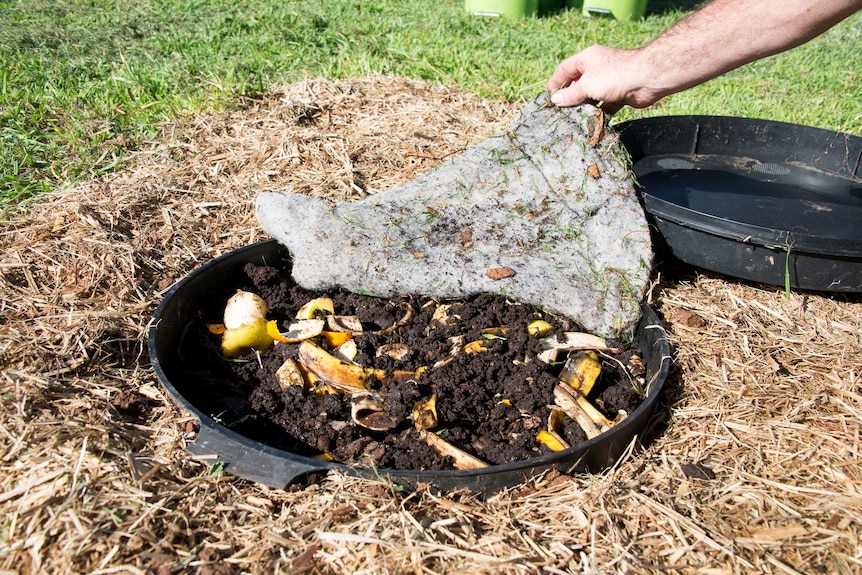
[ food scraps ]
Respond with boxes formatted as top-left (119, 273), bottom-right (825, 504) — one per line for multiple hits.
top-left (202, 285), bottom-right (647, 470)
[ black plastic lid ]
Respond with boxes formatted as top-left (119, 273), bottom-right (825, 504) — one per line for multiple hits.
top-left (617, 116), bottom-right (862, 291)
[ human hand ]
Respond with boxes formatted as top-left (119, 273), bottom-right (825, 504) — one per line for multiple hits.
top-left (546, 45), bottom-right (661, 114)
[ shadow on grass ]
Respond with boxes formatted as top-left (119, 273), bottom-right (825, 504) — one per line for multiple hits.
top-left (647, 0), bottom-right (703, 16)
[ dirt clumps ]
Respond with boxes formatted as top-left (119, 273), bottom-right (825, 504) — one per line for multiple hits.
top-left (173, 260), bottom-right (645, 471)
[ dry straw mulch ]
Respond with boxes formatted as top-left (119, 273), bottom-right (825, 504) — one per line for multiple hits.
top-left (1, 75), bottom-right (860, 574)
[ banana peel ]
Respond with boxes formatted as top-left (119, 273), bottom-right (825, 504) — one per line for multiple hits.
top-left (553, 382), bottom-right (626, 440)
top-left (410, 391), bottom-right (484, 468)
top-left (432, 335), bottom-right (464, 369)
top-left (326, 315), bottom-right (363, 333)
top-left (392, 369), bottom-right (424, 383)
top-left (271, 319), bottom-right (325, 344)
top-left (334, 339), bottom-right (359, 362)
top-left (421, 430), bottom-right (488, 470)
top-left (482, 326), bottom-right (508, 336)
top-left (527, 319), bottom-right (553, 338)
top-left (351, 396), bottom-right (399, 431)
top-left (537, 408), bottom-right (571, 452)
top-left (275, 358), bottom-right (307, 390)
top-left (537, 332), bottom-right (614, 363)
top-left (376, 343), bottom-right (410, 361)
top-left (464, 340), bottom-right (489, 355)
top-left (431, 303), bottom-right (460, 326)
top-left (559, 351), bottom-right (602, 395)
top-left (298, 340), bottom-right (385, 394)
top-left (536, 429), bottom-right (569, 452)
top-left (412, 395), bottom-right (438, 431)
top-left (297, 361), bottom-right (328, 394)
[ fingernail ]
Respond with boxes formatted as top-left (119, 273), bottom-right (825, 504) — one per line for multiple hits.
top-left (550, 92), bottom-right (563, 106)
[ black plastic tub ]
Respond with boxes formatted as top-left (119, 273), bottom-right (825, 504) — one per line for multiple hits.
top-left (617, 116), bottom-right (862, 291)
top-left (148, 240), bottom-right (671, 494)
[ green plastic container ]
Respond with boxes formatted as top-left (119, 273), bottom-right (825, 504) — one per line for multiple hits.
top-left (465, 0), bottom-right (538, 18)
top-left (583, 0), bottom-right (647, 20)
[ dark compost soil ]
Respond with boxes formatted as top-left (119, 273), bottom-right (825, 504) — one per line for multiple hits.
top-left (175, 261), bottom-right (647, 472)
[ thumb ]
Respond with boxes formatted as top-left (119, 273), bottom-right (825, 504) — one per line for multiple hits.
top-left (550, 83), bottom-right (589, 107)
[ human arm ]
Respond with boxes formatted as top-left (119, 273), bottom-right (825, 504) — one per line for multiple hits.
top-left (546, 0), bottom-right (862, 112)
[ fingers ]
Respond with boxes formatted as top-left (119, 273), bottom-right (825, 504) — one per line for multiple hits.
top-left (546, 54), bottom-right (584, 92)
top-left (546, 45), bottom-right (638, 111)
top-left (549, 84), bottom-right (589, 107)
top-left (550, 86), bottom-right (620, 115)
top-left (546, 55), bottom-right (590, 107)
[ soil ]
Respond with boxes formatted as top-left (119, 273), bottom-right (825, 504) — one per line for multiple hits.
top-left (174, 261), bottom-right (647, 472)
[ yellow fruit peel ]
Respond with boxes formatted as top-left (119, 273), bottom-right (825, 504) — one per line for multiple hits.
top-left (298, 340), bottom-right (385, 394)
top-left (527, 319), bottom-right (553, 338)
top-left (559, 351), bottom-right (602, 395)
top-left (412, 395), bottom-right (438, 431)
top-left (296, 297), bottom-right (335, 320)
top-left (536, 430), bottom-right (569, 452)
top-left (322, 331), bottom-right (352, 347)
top-left (221, 318), bottom-right (274, 357)
top-left (464, 340), bottom-right (489, 355)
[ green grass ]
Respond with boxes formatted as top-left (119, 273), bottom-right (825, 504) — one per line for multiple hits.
top-left (1, 0), bottom-right (860, 208)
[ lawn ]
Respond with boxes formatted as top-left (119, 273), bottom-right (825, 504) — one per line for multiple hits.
top-left (1, 0), bottom-right (860, 208)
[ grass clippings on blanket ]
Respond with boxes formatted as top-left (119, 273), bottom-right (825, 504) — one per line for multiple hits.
top-left (1, 76), bottom-right (861, 574)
